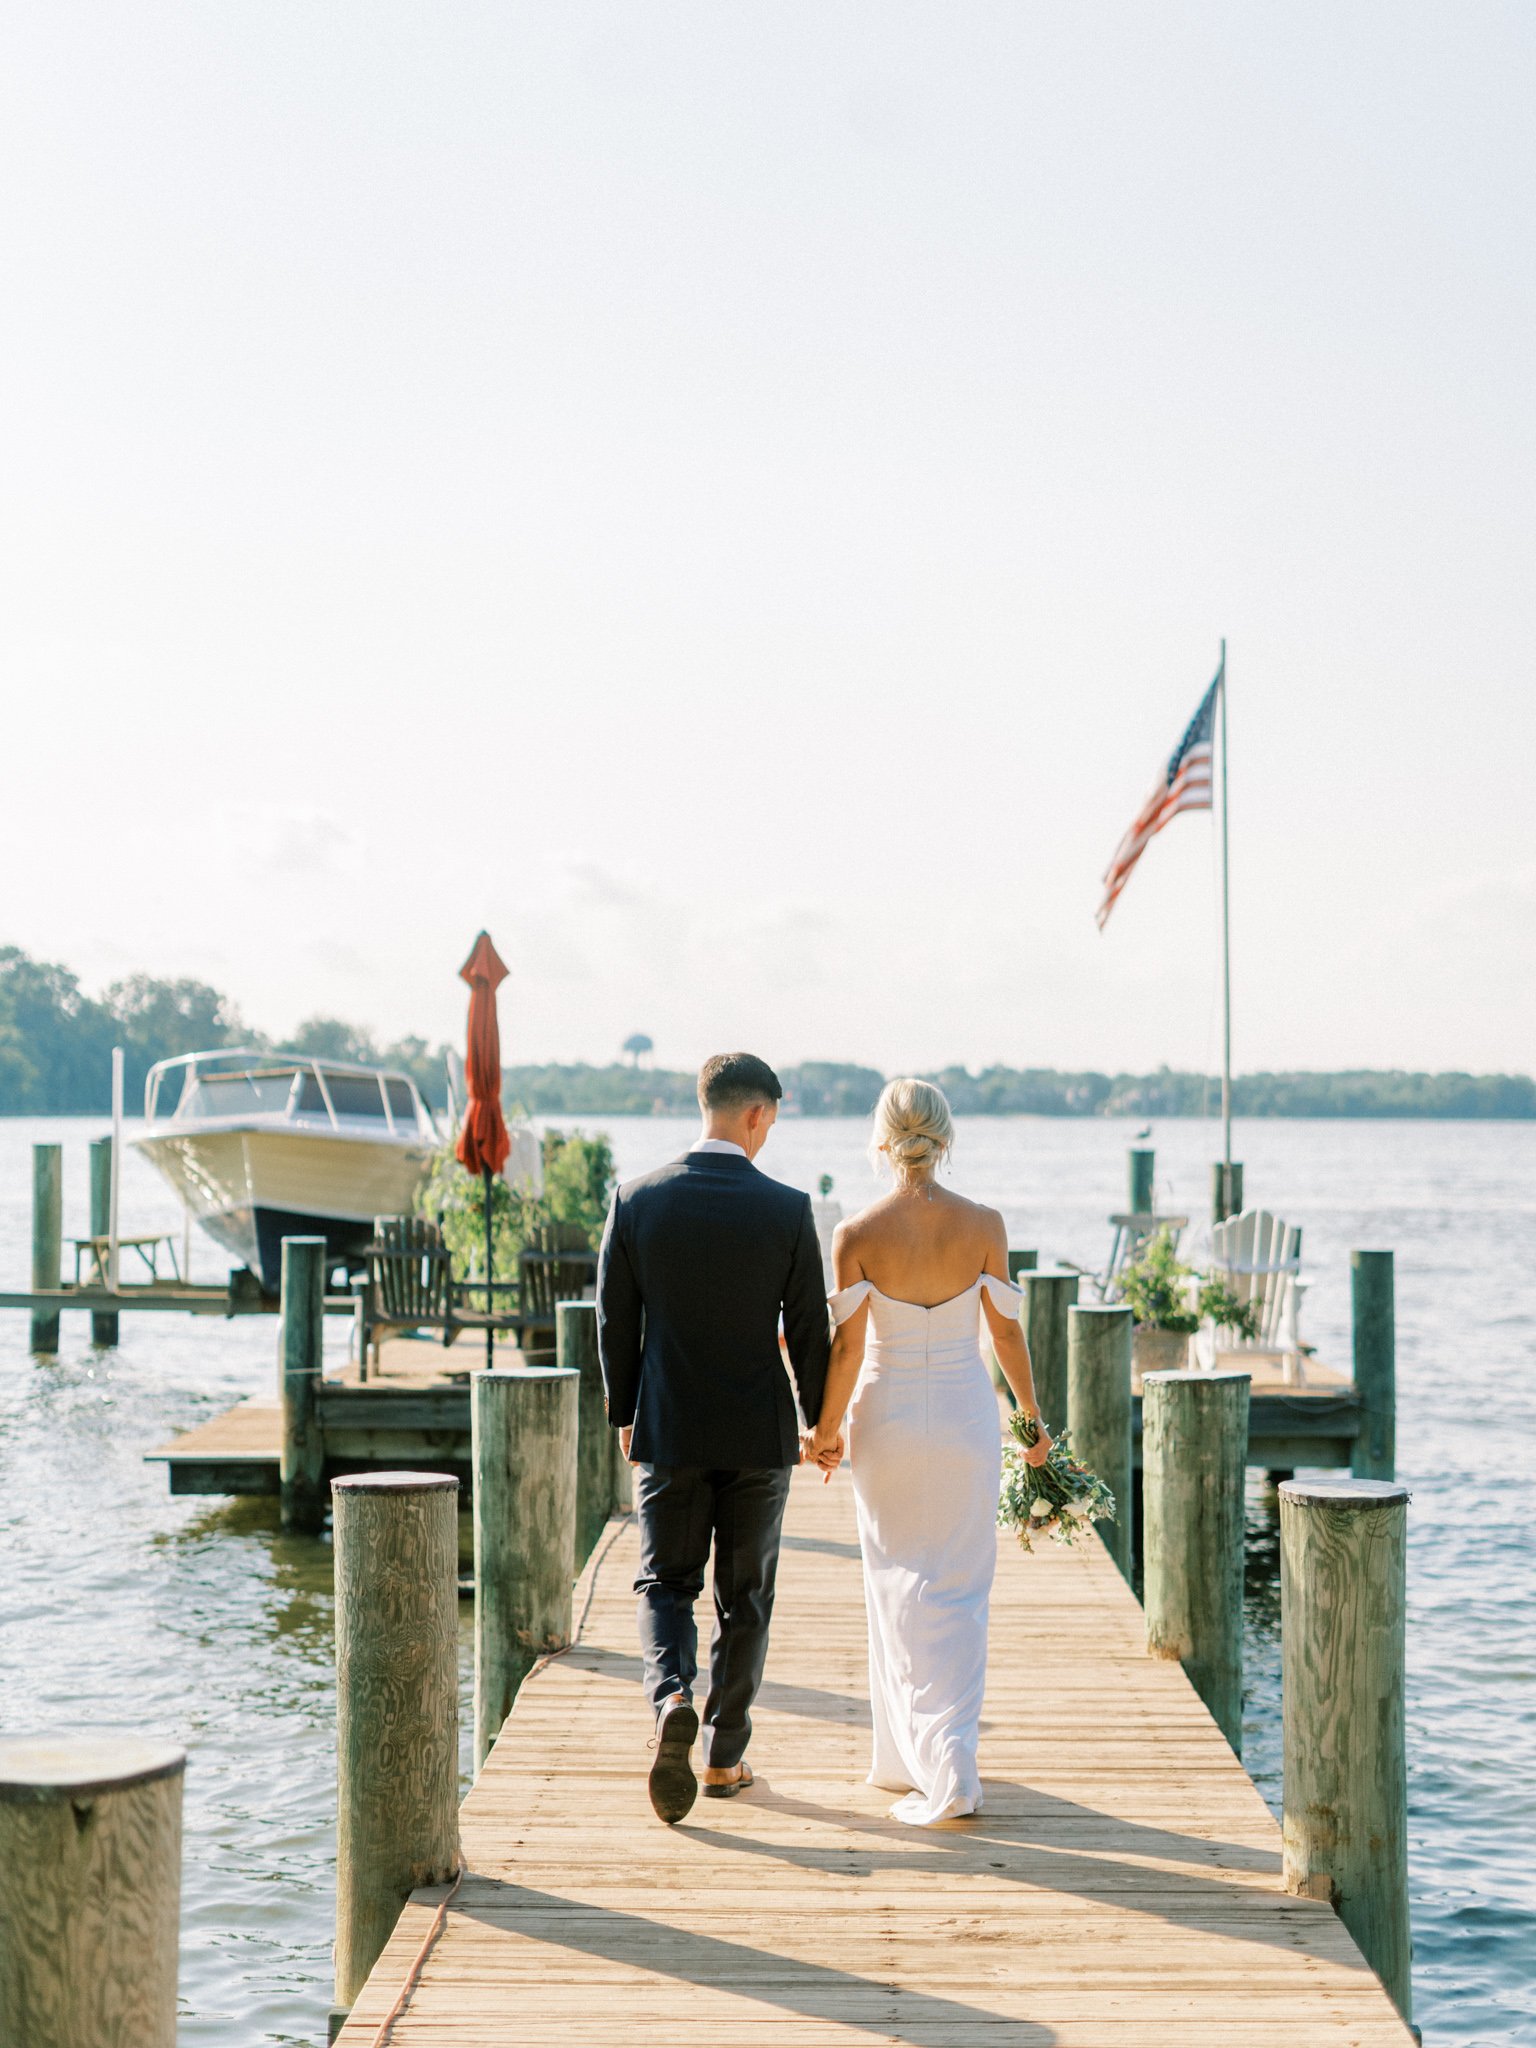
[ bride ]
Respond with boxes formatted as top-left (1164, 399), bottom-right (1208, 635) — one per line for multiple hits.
top-left (806, 1078), bottom-right (1052, 1826)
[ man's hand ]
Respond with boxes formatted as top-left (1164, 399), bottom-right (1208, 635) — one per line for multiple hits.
top-left (805, 1424), bottom-right (845, 1484)
top-left (619, 1425), bottom-right (635, 1464)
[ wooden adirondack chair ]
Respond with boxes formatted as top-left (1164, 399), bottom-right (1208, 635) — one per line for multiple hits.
top-left (355, 1215), bottom-right (521, 1377)
top-left (515, 1222), bottom-right (598, 1362)
top-left (1206, 1206), bottom-right (1308, 1381)
top-left (1101, 1210), bottom-right (1190, 1302)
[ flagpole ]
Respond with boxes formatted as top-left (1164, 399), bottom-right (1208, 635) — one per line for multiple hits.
top-left (1218, 638), bottom-right (1232, 1179)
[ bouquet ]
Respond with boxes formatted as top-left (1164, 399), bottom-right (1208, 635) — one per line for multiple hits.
top-left (997, 1412), bottom-right (1117, 1552)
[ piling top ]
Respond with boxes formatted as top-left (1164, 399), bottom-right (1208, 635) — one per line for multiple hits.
top-left (331, 1471), bottom-right (460, 1494)
top-left (0, 1734), bottom-right (186, 1801)
top-left (1069, 1303), bottom-right (1133, 1321)
top-left (1279, 1475), bottom-right (1410, 1509)
top-left (474, 1365), bottom-right (579, 1382)
top-left (1142, 1368), bottom-right (1252, 1385)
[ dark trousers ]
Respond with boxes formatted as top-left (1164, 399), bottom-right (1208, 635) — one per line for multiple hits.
top-left (633, 1463), bottom-right (792, 1770)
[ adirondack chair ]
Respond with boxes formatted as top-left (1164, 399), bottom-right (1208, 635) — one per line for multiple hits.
top-left (1206, 1207), bottom-right (1308, 1382)
top-left (515, 1222), bottom-right (598, 1362)
top-left (354, 1215), bottom-right (521, 1378)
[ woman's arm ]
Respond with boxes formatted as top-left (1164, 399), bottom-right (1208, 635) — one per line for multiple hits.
top-left (806, 1222), bottom-right (869, 1477)
top-left (980, 1212), bottom-right (1053, 1466)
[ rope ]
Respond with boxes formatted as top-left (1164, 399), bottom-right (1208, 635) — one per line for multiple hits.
top-left (362, 1511), bottom-right (634, 2047)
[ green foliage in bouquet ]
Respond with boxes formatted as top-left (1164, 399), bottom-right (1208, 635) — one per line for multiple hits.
top-left (417, 1126), bottom-right (617, 1280)
top-left (998, 1412), bottom-right (1117, 1553)
top-left (1116, 1229), bottom-right (1199, 1333)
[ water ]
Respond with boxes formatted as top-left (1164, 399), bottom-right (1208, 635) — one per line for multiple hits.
top-left (1, 1114), bottom-right (1532, 2043)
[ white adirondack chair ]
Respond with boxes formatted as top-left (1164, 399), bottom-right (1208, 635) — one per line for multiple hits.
top-left (1205, 1207), bottom-right (1308, 1382)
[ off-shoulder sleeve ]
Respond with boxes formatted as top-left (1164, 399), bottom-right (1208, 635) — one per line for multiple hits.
top-left (828, 1280), bottom-right (874, 1325)
top-left (979, 1273), bottom-right (1025, 1313)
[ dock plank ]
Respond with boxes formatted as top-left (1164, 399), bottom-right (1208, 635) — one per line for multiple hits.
top-left (336, 1470), bottom-right (1413, 2046)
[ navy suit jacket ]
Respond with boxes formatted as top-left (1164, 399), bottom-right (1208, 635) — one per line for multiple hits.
top-left (596, 1150), bottom-right (831, 1469)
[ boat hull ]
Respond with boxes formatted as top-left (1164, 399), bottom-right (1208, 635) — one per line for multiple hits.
top-left (133, 1127), bottom-right (436, 1293)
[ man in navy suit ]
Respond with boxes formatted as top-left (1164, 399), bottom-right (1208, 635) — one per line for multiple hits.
top-left (598, 1052), bottom-right (831, 1822)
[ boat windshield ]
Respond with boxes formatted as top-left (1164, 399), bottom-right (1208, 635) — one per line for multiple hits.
top-left (325, 1073), bottom-right (388, 1120)
top-left (180, 1069), bottom-right (300, 1120)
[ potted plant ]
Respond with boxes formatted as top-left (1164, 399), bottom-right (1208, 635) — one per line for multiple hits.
top-left (1117, 1229), bottom-right (1199, 1374)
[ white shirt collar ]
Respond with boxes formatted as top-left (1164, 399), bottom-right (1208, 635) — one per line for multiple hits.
top-left (690, 1138), bottom-right (749, 1159)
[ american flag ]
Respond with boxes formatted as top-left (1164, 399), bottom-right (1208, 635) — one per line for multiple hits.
top-left (1097, 672), bottom-right (1220, 929)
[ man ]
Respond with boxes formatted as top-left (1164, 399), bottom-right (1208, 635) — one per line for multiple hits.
top-left (597, 1052), bottom-right (832, 1824)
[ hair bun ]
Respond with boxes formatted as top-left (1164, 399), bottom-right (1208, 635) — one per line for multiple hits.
top-left (871, 1078), bottom-right (954, 1179)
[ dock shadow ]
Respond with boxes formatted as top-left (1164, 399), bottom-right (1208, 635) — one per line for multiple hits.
top-left (704, 1780), bottom-right (1333, 1964)
top-left (450, 1879), bottom-right (1056, 2045)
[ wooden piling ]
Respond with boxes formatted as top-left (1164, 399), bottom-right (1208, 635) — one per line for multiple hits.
top-left (331, 1472), bottom-right (461, 2021)
top-left (89, 1137), bottom-right (119, 1346)
top-left (1128, 1147), bottom-right (1155, 1214)
top-left (1212, 1160), bottom-right (1244, 1224)
top-left (1066, 1305), bottom-right (1133, 1579)
top-left (1006, 1247), bottom-right (1038, 1282)
top-left (472, 1365), bottom-right (579, 1768)
top-left (1351, 1250), bottom-right (1396, 1481)
top-left (1143, 1368), bottom-right (1251, 1754)
top-left (1279, 1476), bottom-right (1411, 2024)
top-left (1021, 1270), bottom-right (1078, 1430)
top-left (0, 1733), bottom-right (184, 2047)
top-left (559, 1300), bottom-right (614, 1572)
top-left (29, 1144), bottom-right (62, 1354)
top-left (279, 1236), bottom-right (327, 1534)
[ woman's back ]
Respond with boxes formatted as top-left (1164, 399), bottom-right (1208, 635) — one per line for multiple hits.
top-left (834, 1182), bottom-right (1004, 1308)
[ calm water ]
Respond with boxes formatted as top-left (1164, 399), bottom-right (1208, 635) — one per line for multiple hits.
top-left (1, 1114), bottom-right (1532, 2044)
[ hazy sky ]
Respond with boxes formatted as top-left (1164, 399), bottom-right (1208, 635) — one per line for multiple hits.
top-left (3, 5), bottom-right (1531, 1075)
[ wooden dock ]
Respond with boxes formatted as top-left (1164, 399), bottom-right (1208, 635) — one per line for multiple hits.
top-left (337, 1469), bottom-right (1413, 2047)
top-left (149, 1347), bottom-right (1362, 1499)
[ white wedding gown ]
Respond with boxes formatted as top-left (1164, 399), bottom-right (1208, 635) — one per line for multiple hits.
top-left (828, 1272), bottom-right (1020, 1825)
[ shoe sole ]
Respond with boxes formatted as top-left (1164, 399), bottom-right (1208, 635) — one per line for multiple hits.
top-left (648, 1702), bottom-right (700, 1825)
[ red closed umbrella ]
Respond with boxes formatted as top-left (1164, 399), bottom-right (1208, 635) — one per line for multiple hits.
top-left (455, 931), bottom-right (511, 1361)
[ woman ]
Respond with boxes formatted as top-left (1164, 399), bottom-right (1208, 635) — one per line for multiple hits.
top-left (807, 1078), bottom-right (1051, 1825)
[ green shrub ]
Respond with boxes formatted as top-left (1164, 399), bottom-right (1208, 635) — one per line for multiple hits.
top-left (416, 1126), bottom-right (616, 1281)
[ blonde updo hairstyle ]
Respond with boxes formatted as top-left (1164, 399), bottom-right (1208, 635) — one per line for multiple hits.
top-left (872, 1077), bottom-right (955, 1184)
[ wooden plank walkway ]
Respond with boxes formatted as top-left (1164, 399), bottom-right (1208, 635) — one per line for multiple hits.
top-left (338, 1469), bottom-right (1414, 2046)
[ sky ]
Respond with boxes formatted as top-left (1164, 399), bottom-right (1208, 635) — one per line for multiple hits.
top-left (2, 4), bottom-right (1532, 1077)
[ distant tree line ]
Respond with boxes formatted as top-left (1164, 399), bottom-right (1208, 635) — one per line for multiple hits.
top-left (4, 944), bottom-right (1533, 1119)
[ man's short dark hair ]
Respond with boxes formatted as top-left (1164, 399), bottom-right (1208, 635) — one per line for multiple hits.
top-left (697, 1052), bottom-right (782, 1112)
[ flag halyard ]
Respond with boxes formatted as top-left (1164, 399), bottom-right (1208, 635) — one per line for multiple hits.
top-left (1096, 672), bottom-right (1220, 929)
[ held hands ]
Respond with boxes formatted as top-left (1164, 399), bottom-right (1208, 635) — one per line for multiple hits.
top-left (800, 1424), bottom-right (845, 1483)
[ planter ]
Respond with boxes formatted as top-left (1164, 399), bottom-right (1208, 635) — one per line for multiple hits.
top-left (1133, 1325), bottom-right (1192, 1378)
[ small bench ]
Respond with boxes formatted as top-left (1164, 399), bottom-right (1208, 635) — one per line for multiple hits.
top-left (71, 1234), bottom-right (182, 1288)
top-left (514, 1223), bottom-right (597, 1362)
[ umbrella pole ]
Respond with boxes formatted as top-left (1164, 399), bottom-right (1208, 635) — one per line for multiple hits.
top-left (482, 1166), bottom-right (495, 1369)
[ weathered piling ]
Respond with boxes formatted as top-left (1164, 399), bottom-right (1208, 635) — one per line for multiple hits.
top-left (1128, 1147), bottom-right (1155, 1214)
top-left (1351, 1249), bottom-right (1396, 1481)
top-left (1066, 1305), bottom-right (1133, 1579)
top-left (1279, 1476), bottom-right (1411, 2024)
top-left (1021, 1270), bottom-right (1078, 1431)
top-left (473, 1365), bottom-right (579, 1768)
top-left (559, 1300), bottom-right (615, 1571)
top-left (331, 1472), bottom-right (461, 2022)
top-left (1006, 1247), bottom-right (1038, 1281)
top-left (89, 1137), bottom-right (119, 1346)
top-left (1143, 1369), bottom-right (1251, 1754)
top-left (0, 1733), bottom-right (185, 2047)
top-left (29, 1143), bottom-right (62, 1354)
top-left (1212, 1160), bottom-right (1244, 1224)
top-left (279, 1236), bottom-right (327, 1534)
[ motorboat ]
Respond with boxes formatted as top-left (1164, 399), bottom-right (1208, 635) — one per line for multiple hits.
top-left (132, 1049), bottom-right (442, 1295)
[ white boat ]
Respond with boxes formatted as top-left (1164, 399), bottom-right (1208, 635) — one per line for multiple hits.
top-left (132, 1050), bottom-right (442, 1295)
